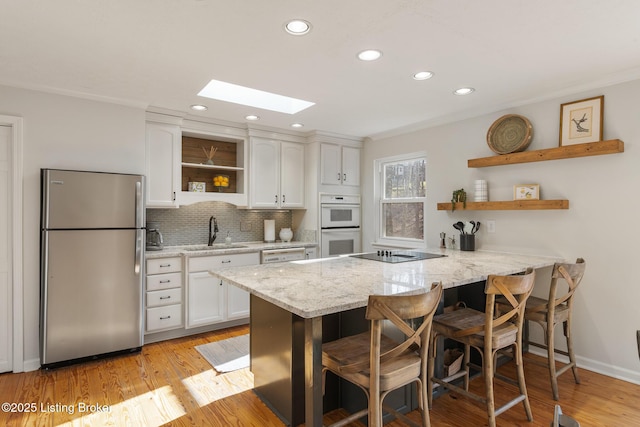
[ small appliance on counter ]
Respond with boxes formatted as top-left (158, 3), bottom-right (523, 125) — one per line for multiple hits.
top-left (146, 221), bottom-right (164, 251)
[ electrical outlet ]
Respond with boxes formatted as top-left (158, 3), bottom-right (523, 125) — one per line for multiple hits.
top-left (487, 220), bottom-right (496, 233)
top-left (240, 221), bottom-right (252, 232)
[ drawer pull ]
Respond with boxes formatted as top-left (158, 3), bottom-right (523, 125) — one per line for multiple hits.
top-left (221, 260), bottom-right (232, 264)
top-left (159, 280), bottom-right (171, 284)
top-left (160, 263), bottom-right (171, 268)
top-left (159, 296), bottom-right (171, 300)
top-left (160, 315), bottom-right (171, 320)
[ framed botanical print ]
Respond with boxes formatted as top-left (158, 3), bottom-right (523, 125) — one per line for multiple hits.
top-left (514, 184), bottom-right (540, 200)
top-left (559, 95), bottom-right (604, 146)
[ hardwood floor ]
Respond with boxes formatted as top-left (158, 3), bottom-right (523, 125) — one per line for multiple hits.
top-left (1, 325), bottom-right (638, 426)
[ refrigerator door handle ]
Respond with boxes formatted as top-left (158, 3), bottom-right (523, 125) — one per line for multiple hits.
top-left (135, 229), bottom-right (142, 274)
top-left (135, 180), bottom-right (144, 229)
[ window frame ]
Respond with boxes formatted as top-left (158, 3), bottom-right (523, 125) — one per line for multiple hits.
top-left (374, 152), bottom-right (427, 248)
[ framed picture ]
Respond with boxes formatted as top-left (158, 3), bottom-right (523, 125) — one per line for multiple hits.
top-left (559, 95), bottom-right (604, 146)
top-left (514, 184), bottom-right (540, 200)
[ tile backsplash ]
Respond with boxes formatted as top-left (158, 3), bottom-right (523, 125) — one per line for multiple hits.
top-left (146, 202), bottom-right (294, 247)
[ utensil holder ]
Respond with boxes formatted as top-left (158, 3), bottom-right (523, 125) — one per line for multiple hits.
top-left (460, 234), bottom-right (475, 251)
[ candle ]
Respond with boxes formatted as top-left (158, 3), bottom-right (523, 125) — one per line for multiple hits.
top-left (264, 219), bottom-right (275, 242)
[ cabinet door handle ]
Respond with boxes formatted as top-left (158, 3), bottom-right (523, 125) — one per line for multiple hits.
top-left (337, 172), bottom-right (341, 182)
top-left (219, 280), bottom-right (223, 286)
top-left (343, 173), bottom-right (347, 181)
top-left (160, 315), bottom-right (171, 320)
top-left (275, 194), bottom-right (278, 204)
top-left (172, 191), bottom-right (176, 201)
top-left (159, 296), bottom-right (171, 300)
top-left (282, 194), bottom-right (286, 203)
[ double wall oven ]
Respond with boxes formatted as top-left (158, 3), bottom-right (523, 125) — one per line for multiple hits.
top-left (320, 194), bottom-right (361, 257)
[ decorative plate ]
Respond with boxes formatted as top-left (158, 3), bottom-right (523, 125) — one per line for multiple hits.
top-left (486, 114), bottom-right (533, 154)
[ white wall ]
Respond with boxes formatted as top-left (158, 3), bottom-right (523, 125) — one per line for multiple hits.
top-left (362, 79), bottom-right (640, 384)
top-left (0, 85), bottom-right (146, 369)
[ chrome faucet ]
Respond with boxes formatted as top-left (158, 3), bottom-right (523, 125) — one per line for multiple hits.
top-left (208, 216), bottom-right (219, 246)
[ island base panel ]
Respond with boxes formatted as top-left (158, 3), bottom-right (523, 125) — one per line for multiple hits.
top-left (250, 294), bottom-right (420, 426)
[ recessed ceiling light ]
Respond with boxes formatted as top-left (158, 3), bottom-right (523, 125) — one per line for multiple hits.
top-left (245, 115), bottom-right (260, 121)
top-left (198, 79), bottom-right (315, 114)
top-left (190, 104), bottom-right (208, 111)
top-left (284, 19), bottom-right (311, 35)
top-left (453, 87), bottom-right (475, 95)
top-left (357, 49), bottom-right (382, 61)
top-left (413, 71), bottom-right (434, 80)
top-left (291, 123), bottom-right (304, 128)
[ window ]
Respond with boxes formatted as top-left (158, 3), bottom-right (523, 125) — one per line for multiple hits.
top-left (376, 153), bottom-right (426, 245)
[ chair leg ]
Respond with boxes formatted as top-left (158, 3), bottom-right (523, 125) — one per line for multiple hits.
top-left (564, 319), bottom-right (581, 385)
top-left (483, 346), bottom-right (497, 427)
top-left (463, 344), bottom-right (471, 391)
top-left (427, 334), bottom-right (437, 409)
top-left (547, 321), bottom-right (560, 400)
top-left (514, 342), bottom-right (533, 421)
top-left (419, 379), bottom-right (431, 427)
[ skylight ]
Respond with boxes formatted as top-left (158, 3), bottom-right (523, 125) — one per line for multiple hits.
top-left (198, 79), bottom-right (315, 114)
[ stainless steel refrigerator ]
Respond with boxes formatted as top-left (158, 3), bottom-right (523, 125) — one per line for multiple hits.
top-left (40, 169), bottom-right (145, 367)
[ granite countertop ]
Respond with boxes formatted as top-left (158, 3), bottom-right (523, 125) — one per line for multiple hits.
top-left (209, 248), bottom-right (565, 318)
top-left (145, 241), bottom-right (318, 259)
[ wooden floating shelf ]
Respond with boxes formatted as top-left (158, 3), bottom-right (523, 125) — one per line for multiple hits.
top-left (467, 139), bottom-right (624, 168)
top-left (437, 200), bottom-right (569, 211)
top-left (181, 162), bottom-right (244, 171)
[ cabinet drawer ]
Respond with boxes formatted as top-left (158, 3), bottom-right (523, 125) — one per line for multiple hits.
top-left (147, 288), bottom-right (182, 308)
top-left (188, 252), bottom-right (260, 272)
top-left (146, 272), bottom-right (182, 291)
top-left (146, 304), bottom-right (182, 332)
top-left (147, 257), bottom-right (182, 275)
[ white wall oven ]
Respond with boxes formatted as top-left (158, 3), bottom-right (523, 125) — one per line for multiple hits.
top-left (320, 194), bottom-right (361, 257)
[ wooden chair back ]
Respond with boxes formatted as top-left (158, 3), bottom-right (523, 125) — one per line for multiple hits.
top-left (528, 258), bottom-right (585, 317)
top-left (452, 268), bottom-right (535, 340)
top-left (341, 283), bottom-right (443, 374)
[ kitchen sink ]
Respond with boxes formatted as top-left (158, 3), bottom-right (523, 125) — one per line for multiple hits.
top-left (180, 244), bottom-right (249, 251)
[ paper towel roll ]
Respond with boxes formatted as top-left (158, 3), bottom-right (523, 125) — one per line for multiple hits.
top-left (264, 219), bottom-right (275, 242)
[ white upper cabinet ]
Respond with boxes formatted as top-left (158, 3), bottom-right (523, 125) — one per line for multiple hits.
top-left (320, 143), bottom-right (360, 187)
top-left (145, 122), bottom-right (180, 208)
top-left (250, 137), bottom-right (305, 209)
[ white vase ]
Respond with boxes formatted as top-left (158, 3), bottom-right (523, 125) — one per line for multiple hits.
top-left (279, 228), bottom-right (293, 243)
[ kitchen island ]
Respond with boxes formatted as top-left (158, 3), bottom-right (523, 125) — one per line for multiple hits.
top-left (209, 248), bottom-right (564, 427)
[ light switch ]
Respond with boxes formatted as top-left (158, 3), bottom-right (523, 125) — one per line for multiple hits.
top-left (487, 220), bottom-right (496, 233)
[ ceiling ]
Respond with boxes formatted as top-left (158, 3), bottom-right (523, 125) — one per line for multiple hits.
top-left (2, 0), bottom-right (640, 139)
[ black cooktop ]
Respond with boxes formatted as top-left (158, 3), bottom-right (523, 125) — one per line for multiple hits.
top-left (350, 251), bottom-right (446, 263)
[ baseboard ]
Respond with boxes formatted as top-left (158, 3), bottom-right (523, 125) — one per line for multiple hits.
top-left (22, 358), bottom-right (41, 372)
top-left (527, 348), bottom-right (640, 385)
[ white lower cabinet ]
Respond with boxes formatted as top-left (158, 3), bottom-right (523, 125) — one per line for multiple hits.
top-left (186, 252), bottom-right (259, 328)
top-left (145, 257), bottom-right (184, 333)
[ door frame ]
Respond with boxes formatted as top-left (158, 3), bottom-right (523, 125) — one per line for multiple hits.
top-left (1, 114), bottom-right (24, 372)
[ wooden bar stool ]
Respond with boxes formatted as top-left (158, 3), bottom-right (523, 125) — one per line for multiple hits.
top-left (518, 258), bottom-right (586, 400)
top-left (427, 269), bottom-right (535, 427)
top-left (322, 283), bottom-right (443, 427)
